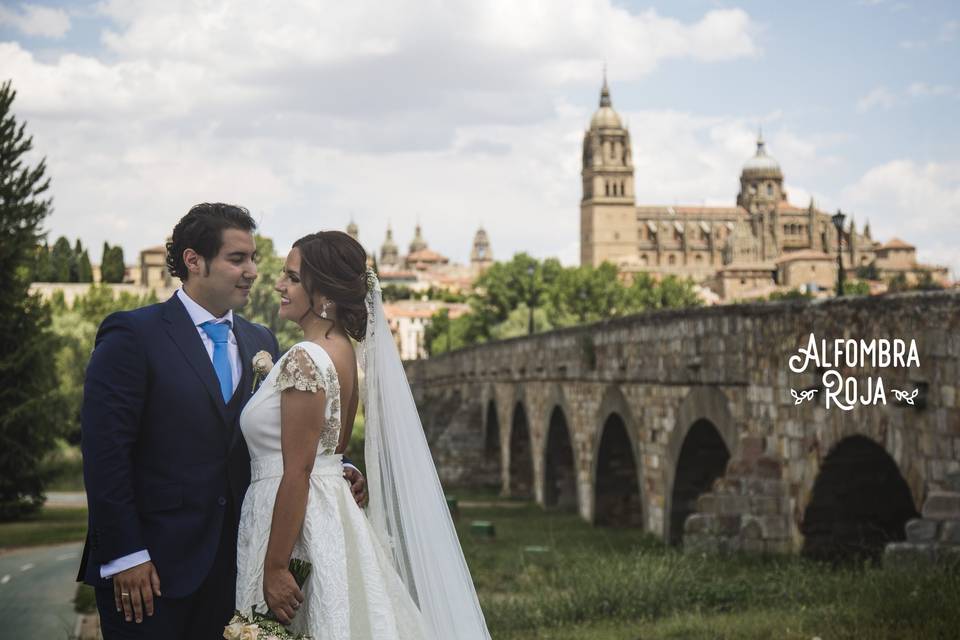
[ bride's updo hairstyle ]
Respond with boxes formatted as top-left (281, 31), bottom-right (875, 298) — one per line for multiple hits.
top-left (292, 231), bottom-right (369, 342)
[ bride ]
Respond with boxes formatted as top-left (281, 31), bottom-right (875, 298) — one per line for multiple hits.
top-left (234, 231), bottom-right (490, 639)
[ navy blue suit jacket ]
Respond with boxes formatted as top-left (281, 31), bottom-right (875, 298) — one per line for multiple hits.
top-left (77, 294), bottom-right (279, 597)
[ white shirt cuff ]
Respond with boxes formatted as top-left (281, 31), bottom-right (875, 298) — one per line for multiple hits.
top-left (342, 462), bottom-right (360, 474)
top-left (100, 550), bottom-right (151, 578)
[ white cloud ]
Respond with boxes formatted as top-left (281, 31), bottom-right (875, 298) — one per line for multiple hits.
top-left (0, 3), bottom-right (71, 38)
top-left (0, 0), bottom-right (761, 265)
top-left (856, 83), bottom-right (958, 112)
top-left (939, 20), bottom-right (959, 43)
top-left (857, 86), bottom-right (897, 112)
top-left (907, 82), bottom-right (959, 99)
top-left (841, 160), bottom-right (960, 276)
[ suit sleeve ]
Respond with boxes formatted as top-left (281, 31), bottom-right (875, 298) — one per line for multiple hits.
top-left (81, 311), bottom-right (149, 564)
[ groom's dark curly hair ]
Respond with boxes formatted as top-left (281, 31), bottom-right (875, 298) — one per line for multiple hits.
top-left (166, 203), bottom-right (257, 280)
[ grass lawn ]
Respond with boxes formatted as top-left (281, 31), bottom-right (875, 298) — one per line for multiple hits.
top-left (0, 506), bottom-right (87, 551)
top-left (450, 488), bottom-right (960, 640)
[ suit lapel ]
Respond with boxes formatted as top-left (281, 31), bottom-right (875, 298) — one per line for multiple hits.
top-left (230, 317), bottom-right (255, 450)
top-left (161, 295), bottom-right (230, 427)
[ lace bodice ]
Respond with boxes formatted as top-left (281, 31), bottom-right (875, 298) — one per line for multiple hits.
top-left (240, 341), bottom-right (342, 458)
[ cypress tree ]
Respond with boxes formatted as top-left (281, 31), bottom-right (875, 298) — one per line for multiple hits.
top-left (50, 236), bottom-right (73, 282)
top-left (77, 249), bottom-right (93, 283)
top-left (0, 80), bottom-right (66, 519)
top-left (101, 242), bottom-right (126, 283)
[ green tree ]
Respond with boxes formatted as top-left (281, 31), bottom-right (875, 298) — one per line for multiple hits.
top-left (545, 262), bottom-right (628, 326)
top-left (77, 249), bottom-right (93, 283)
top-left (32, 241), bottom-right (53, 281)
top-left (100, 242), bottom-right (126, 283)
top-left (915, 271), bottom-right (944, 291)
top-left (50, 236), bottom-right (73, 282)
top-left (489, 303), bottom-right (554, 340)
top-left (888, 272), bottom-right (909, 293)
top-left (243, 234), bottom-right (300, 350)
top-left (0, 80), bottom-right (67, 519)
top-left (382, 284), bottom-right (414, 302)
top-left (48, 284), bottom-right (158, 444)
top-left (856, 262), bottom-right (879, 281)
top-left (842, 280), bottom-right (871, 296)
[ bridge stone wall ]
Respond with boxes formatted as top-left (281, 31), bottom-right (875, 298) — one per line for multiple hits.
top-left (406, 291), bottom-right (960, 556)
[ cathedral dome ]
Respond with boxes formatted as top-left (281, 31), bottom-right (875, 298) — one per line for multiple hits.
top-left (589, 77), bottom-right (623, 130)
top-left (741, 134), bottom-right (782, 178)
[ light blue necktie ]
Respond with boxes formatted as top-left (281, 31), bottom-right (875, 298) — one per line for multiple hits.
top-left (200, 320), bottom-right (233, 403)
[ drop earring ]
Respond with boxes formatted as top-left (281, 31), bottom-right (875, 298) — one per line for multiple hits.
top-left (320, 303), bottom-right (329, 319)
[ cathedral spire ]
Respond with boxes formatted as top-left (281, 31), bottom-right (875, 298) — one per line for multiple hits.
top-left (600, 66), bottom-right (611, 108)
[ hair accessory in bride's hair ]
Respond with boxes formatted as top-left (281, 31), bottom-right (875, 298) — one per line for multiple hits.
top-left (365, 267), bottom-right (381, 294)
top-left (360, 268), bottom-right (381, 361)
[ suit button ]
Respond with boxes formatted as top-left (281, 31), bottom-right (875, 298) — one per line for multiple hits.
top-left (218, 497), bottom-right (227, 506)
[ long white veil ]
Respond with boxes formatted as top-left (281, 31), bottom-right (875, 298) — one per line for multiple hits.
top-left (360, 270), bottom-right (491, 639)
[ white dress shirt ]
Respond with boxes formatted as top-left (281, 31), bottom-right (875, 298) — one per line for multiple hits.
top-left (99, 288), bottom-right (242, 578)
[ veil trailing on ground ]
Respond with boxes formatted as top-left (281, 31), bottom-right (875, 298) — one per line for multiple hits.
top-left (360, 269), bottom-right (491, 639)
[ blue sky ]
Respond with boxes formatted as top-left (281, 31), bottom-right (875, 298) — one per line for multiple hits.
top-left (1, 1), bottom-right (957, 275)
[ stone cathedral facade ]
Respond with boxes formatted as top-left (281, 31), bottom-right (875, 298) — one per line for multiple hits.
top-left (579, 79), bottom-right (946, 300)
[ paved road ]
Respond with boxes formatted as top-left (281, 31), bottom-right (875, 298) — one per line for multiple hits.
top-left (46, 492), bottom-right (87, 508)
top-left (0, 542), bottom-right (82, 639)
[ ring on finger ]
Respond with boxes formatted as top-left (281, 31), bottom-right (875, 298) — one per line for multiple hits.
top-left (121, 592), bottom-right (131, 598)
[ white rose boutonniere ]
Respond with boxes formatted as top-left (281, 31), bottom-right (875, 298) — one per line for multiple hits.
top-left (251, 350), bottom-right (274, 393)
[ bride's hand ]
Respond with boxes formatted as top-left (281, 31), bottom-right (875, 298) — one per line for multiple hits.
top-left (263, 567), bottom-right (304, 625)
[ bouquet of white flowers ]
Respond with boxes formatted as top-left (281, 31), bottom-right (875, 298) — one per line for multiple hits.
top-left (223, 558), bottom-right (312, 640)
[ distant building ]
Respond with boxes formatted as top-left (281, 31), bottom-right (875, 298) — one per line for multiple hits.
top-left (579, 76), bottom-right (949, 300)
top-left (382, 300), bottom-right (470, 360)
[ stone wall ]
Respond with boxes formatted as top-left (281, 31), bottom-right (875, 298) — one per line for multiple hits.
top-left (406, 290), bottom-right (960, 557)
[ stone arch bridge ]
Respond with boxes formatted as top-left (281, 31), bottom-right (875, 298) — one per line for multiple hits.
top-left (406, 291), bottom-right (960, 560)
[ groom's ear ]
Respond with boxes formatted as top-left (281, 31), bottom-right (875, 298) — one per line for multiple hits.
top-left (182, 248), bottom-right (205, 280)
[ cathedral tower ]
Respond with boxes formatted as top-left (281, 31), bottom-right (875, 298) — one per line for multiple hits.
top-left (470, 226), bottom-right (493, 273)
top-left (380, 224), bottom-right (399, 268)
top-left (737, 133), bottom-right (786, 213)
top-left (580, 75), bottom-right (636, 267)
top-left (409, 223), bottom-right (428, 254)
top-left (737, 133), bottom-right (786, 261)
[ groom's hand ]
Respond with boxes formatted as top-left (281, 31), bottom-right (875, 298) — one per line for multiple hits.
top-left (112, 561), bottom-right (161, 623)
top-left (344, 467), bottom-right (368, 508)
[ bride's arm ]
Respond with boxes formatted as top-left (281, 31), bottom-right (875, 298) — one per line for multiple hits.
top-left (263, 380), bottom-right (327, 624)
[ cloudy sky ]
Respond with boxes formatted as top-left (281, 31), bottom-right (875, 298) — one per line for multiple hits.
top-left (1, 0), bottom-right (958, 275)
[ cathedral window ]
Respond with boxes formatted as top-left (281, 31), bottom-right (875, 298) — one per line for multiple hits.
top-left (668, 255), bottom-right (676, 266)
top-left (767, 183), bottom-right (774, 196)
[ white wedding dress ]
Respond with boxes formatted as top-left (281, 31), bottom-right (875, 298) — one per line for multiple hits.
top-left (235, 341), bottom-right (428, 639)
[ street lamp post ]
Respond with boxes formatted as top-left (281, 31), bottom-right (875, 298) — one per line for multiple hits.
top-left (527, 264), bottom-right (536, 335)
top-left (831, 209), bottom-right (846, 296)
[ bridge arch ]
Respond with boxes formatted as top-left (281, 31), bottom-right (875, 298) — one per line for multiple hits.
top-left (664, 386), bottom-right (736, 543)
top-left (592, 385), bottom-right (644, 527)
top-left (544, 405), bottom-right (577, 510)
top-left (800, 434), bottom-right (919, 563)
top-left (508, 400), bottom-right (534, 499)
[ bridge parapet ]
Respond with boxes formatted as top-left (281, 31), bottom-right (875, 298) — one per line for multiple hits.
top-left (407, 290), bottom-right (960, 560)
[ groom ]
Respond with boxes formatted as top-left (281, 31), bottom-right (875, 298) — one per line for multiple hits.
top-left (77, 203), bottom-right (367, 638)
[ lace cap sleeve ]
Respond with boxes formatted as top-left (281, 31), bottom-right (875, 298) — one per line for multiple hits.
top-left (274, 345), bottom-right (328, 394)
